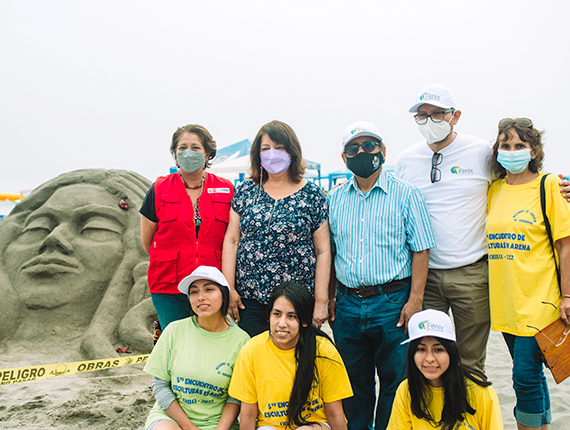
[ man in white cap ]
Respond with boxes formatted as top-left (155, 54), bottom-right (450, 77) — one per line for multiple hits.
top-left (328, 120), bottom-right (436, 430)
top-left (395, 83), bottom-right (491, 381)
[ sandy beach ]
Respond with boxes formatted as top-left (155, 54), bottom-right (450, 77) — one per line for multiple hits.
top-left (1, 326), bottom-right (569, 429)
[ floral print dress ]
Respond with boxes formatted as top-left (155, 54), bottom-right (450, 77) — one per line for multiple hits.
top-left (231, 180), bottom-right (328, 304)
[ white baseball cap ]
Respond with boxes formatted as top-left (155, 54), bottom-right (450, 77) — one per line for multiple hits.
top-left (178, 265), bottom-right (230, 295)
top-left (342, 121), bottom-right (383, 148)
top-left (401, 309), bottom-right (456, 345)
top-left (409, 84), bottom-right (458, 113)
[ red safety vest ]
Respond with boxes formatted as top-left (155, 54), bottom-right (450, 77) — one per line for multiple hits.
top-left (147, 172), bottom-right (234, 294)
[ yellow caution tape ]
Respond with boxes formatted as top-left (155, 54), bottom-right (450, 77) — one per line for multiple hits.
top-left (0, 354), bottom-right (149, 386)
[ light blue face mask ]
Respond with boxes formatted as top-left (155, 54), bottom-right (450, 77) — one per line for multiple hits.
top-left (497, 148), bottom-right (532, 174)
top-left (177, 149), bottom-right (206, 174)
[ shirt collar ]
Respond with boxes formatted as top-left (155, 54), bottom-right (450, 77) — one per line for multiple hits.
top-left (348, 169), bottom-right (388, 197)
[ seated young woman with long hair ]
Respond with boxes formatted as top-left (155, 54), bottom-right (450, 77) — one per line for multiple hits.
top-left (143, 266), bottom-right (250, 430)
top-left (387, 309), bottom-right (503, 430)
top-left (229, 282), bottom-right (353, 430)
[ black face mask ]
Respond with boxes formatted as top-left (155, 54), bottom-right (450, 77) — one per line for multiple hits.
top-left (346, 151), bottom-right (384, 178)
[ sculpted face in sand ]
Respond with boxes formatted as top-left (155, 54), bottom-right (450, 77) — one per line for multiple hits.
top-left (5, 185), bottom-right (125, 310)
top-left (0, 169), bottom-right (156, 360)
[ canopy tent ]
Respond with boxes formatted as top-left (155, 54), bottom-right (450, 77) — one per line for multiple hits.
top-left (209, 139), bottom-right (322, 184)
top-left (0, 192), bottom-right (25, 202)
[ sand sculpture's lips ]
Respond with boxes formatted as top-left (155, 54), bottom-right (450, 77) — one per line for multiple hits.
top-left (20, 256), bottom-right (80, 274)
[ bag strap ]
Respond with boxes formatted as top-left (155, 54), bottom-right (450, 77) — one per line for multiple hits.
top-left (540, 174), bottom-right (561, 291)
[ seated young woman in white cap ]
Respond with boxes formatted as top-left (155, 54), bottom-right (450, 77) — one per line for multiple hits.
top-left (143, 266), bottom-right (250, 430)
top-left (387, 309), bottom-right (503, 430)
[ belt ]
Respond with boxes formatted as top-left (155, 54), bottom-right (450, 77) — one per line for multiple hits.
top-left (337, 277), bottom-right (411, 299)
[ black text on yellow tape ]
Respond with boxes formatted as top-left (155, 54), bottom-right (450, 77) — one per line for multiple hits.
top-left (0, 354), bottom-right (149, 386)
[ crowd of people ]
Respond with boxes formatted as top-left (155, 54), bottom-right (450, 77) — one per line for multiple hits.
top-left (139, 83), bottom-right (570, 430)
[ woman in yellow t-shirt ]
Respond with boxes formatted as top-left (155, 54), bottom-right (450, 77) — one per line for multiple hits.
top-left (229, 282), bottom-right (353, 430)
top-left (387, 309), bottom-right (503, 430)
top-left (486, 118), bottom-right (570, 429)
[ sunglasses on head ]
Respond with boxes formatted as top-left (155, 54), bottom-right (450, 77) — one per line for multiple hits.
top-left (344, 141), bottom-right (381, 157)
top-left (498, 118), bottom-right (533, 129)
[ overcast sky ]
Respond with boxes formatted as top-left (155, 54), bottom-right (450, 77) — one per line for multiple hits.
top-left (1, 0), bottom-right (569, 194)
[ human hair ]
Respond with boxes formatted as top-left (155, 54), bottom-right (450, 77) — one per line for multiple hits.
top-left (170, 124), bottom-right (217, 168)
top-left (489, 120), bottom-right (545, 179)
top-left (249, 120), bottom-right (306, 184)
top-left (407, 337), bottom-right (491, 430)
top-left (266, 282), bottom-right (333, 429)
top-left (0, 169), bottom-right (154, 358)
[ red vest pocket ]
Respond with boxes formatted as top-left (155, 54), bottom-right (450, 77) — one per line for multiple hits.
top-left (151, 248), bottom-right (179, 285)
top-left (211, 193), bottom-right (231, 223)
top-left (158, 194), bottom-right (180, 221)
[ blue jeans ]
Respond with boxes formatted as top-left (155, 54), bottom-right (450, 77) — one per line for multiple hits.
top-left (151, 293), bottom-right (193, 330)
top-left (238, 298), bottom-right (269, 337)
top-left (332, 284), bottom-right (409, 430)
top-left (503, 333), bottom-right (552, 427)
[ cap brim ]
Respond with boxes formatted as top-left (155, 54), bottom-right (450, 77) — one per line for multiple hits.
top-left (408, 101), bottom-right (454, 113)
top-left (344, 131), bottom-right (383, 148)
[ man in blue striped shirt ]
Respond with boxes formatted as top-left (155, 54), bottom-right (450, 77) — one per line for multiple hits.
top-left (328, 121), bottom-right (436, 430)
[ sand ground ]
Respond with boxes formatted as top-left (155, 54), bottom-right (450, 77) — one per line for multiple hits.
top-left (1, 327), bottom-right (568, 429)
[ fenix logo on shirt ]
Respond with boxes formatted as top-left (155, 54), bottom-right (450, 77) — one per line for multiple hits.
top-left (450, 166), bottom-right (474, 175)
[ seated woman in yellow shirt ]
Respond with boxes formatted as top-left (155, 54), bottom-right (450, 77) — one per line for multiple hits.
top-left (229, 282), bottom-right (353, 430)
top-left (388, 309), bottom-right (503, 430)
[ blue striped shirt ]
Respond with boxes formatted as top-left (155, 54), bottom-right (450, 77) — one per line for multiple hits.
top-left (328, 171), bottom-right (436, 288)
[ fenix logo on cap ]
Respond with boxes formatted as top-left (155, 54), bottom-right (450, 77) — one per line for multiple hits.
top-left (420, 92), bottom-right (440, 102)
top-left (351, 127), bottom-right (371, 135)
top-left (194, 270), bottom-right (209, 277)
top-left (418, 320), bottom-right (445, 333)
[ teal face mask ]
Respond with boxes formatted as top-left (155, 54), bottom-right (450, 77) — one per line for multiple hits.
top-left (177, 149), bottom-right (205, 174)
top-left (497, 149), bottom-right (531, 174)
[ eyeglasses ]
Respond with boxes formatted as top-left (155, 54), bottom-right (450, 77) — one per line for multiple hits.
top-left (431, 152), bottom-right (443, 183)
top-left (498, 117), bottom-right (533, 129)
top-left (344, 141), bottom-right (381, 157)
top-left (414, 109), bottom-right (455, 125)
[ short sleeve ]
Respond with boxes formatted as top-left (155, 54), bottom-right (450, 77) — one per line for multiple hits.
top-left (231, 180), bottom-right (255, 217)
top-left (140, 183), bottom-right (157, 222)
top-left (317, 338), bottom-right (353, 403)
top-left (476, 385), bottom-right (504, 430)
top-left (307, 183), bottom-right (328, 233)
top-left (402, 186), bottom-right (436, 252)
top-left (228, 340), bottom-right (258, 404)
top-left (386, 381), bottom-right (412, 430)
top-left (545, 174), bottom-right (570, 243)
top-left (143, 323), bottom-right (173, 382)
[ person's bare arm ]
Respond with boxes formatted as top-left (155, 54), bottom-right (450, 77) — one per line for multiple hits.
top-left (555, 236), bottom-right (570, 325)
top-left (163, 399), bottom-right (200, 430)
top-left (397, 249), bottom-right (429, 334)
top-left (324, 400), bottom-right (347, 430)
top-left (215, 402), bottom-right (240, 430)
top-left (238, 402), bottom-right (258, 430)
top-left (222, 208), bottom-right (244, 321)
top-left (312, 220), bottom-right (332, 328)
top-left (558, 174), bottom-right (570, 202)
top-left (141, 216), bottom-right (158, 255)
top-left (328, 253), bottom-right (337, 324)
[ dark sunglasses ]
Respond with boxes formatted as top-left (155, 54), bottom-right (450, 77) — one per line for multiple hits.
top-left (344, 141), bottom-right (381, 157)
top-left (498, 117), bottom-right (533, 129)
top-left (431, 152), bottom-right (443, 183)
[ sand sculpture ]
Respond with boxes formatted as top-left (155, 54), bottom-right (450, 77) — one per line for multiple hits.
top-left (0, 169), bottom-right (156, 363)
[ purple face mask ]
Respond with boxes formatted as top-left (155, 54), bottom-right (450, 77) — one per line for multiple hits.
top-left (260, 148), bottom-right (291, 174)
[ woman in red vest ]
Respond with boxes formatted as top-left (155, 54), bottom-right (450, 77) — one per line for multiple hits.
top-left (140, 124), bottom-right (234, 330)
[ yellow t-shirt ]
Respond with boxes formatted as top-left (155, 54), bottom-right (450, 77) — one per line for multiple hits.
top-left (228, 331), bottom-right (353, 430)
top-left (486, 172), bottom-right (570, 336)
top-left (387, 379), bottom-right (503, 430)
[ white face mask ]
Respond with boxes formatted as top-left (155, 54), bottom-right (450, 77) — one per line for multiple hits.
top-left (418, 117), bottom-right (452, 144)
